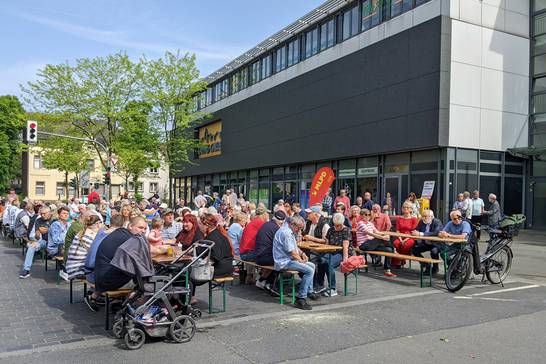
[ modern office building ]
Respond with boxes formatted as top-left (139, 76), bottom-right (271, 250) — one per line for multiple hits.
top-left (174, 0), bottom-right (540, 225)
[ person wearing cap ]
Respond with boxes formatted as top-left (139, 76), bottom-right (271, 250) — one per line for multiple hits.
top-left (239, 206), bottom-right (270, 262)
top-left (254, 210), bottom-right (287, 292)
top-left (303, 206), bottom-right (330, 244)
top-left (161, 208), bottom-right (182, 243)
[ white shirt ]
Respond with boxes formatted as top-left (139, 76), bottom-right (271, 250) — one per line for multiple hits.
top-left (308, 223), bottom-right (330, 240)
top-left (472, 198), bottom-right (484, 216)
top-left (464, 198), bottom-right (473, 219)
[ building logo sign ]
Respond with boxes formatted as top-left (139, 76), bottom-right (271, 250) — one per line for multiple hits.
top-left (198, 121), bottom-right (222, 159)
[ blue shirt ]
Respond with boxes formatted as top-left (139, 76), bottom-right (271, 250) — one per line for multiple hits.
top-left (443, 221), bottom-right (472, 239)
top-left (47, 220), bottom-right (71, 252)
top-left (273, 223), bottom-right (298, 270)
top-left (363, 200), bottom-right (374, 210)
top-left (227, 223), bottom-right (244, 256)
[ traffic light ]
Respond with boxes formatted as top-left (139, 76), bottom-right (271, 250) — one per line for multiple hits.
top-left (103, 168), bottom-right (111, 185)
top-left (69, 178), bottom-right (77, 188)
top-left (26, 120), bottom-right (38, 144)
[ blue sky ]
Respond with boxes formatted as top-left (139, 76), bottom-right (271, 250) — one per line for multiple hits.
top-left (0, 0), bottom-right (324, 97)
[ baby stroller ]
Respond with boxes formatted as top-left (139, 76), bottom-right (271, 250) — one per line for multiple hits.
top-left (111, 240), bottom-right (215, 350)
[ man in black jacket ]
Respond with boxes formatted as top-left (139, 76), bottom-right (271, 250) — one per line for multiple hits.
top-left (410, 210), bottom-right (443, 274)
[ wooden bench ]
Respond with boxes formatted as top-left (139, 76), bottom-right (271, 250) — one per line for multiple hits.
top-left (105, 288), bottom-right (133, 330)
top-left (355, 249), bottom-right (443, 288)
top-left (208, 276), bottom-right (234, 314)
top-left (233, 258), bottom-right (298, 305)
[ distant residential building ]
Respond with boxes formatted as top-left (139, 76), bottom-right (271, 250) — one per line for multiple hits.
top-left (22, 147), bottom-right (169, 201)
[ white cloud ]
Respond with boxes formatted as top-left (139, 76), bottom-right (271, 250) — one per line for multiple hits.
top-left (9, 10), bottom-right (240, 62)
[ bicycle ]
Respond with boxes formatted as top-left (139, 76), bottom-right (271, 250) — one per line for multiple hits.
top-left (444, 214), bottom-right (526, 293)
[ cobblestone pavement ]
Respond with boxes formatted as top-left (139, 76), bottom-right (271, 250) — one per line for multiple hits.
top-left (1, 230), bottom-right (544, 354)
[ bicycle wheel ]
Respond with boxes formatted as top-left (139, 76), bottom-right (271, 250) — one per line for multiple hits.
top-left (445, 251), bottom-right (472, 292)
top-left (485, 246), bottom-right (512, 284)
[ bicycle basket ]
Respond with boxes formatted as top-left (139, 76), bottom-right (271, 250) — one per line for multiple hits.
top-left (499, 214), bottom-right (526, 237)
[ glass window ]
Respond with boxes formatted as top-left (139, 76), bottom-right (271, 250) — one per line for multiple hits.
top-left (362, 0), bottom-right (381, 31)
top-left (342, 9), bottom-right (351, 40)
top-left (534, 94), bottom-right (546, 114)
top-left (534, 76), bottom-right (546, 93)
top-left (240, 69), bottom-right (248, 90)
top-left (411, 150), bottom-right (439, 171)
top-left (33, 155), bottom-right (42, 169)
top-left (249, 177), bottom-right (258, 204)
top-left (287, 38), bottom-right (300, 67)
top-left (272, 167), bottom-right (284, 182)
top-left (534, 34), bottom-right (546, 56)
top-left (35, 181), bottom-right (45, 195)
top-left (205, 88), bottom-right (212, 106)
top-left (301, 164), bottom-right (315, 180)
top-left (250, 61), bottom-right (260, 85)
top-left (480, 163), bottom-right (502, 173)
top-left (416, 0), bottom-right (431, 5)
top-left (339, 159), bottom-right (356, 177)
top-left (320, 19), bottom-right (335, 51)
top-left (385, 153), bottom-right (410, 173)
top-left (231, 72), bottom-right (239, 94)
top-left (357, 156), bottom-right (378, 176)
top-left (480, 151), bottom-right (502, 161)
top-left (305, 28), bottom-right (319, 58)
top-left (56, 182), bottom-right (65, 197)
top-left (351, 5), bottom-right (359, 36)
top-left (149, 182), bottom-right (158, 193)
top-left (480, 175), bottom-right (501, 207)
top-left (285, 166), bottom-right (298, 180)
top-left (505, 164), bottom-right (523, 174)
top-left (535, 54), bottom-right (546, 76)
top-left (258, 181), bottom-right (269, 208)
top-left (535, 0), bottom-right (546, 13)
top-left (261, 54), bottom-right (272, 79)
top-left (275, 46), bottom-right (287, 72)
top-left (391, 0), bottom-right (403, 18)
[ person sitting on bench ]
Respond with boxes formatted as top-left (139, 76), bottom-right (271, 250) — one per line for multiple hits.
top-left (273, 215), bottom-right (319, 310)
top-left (410, 209), bottom-right (443, 275)
top-left (355, 209), bottom-right (397, 278)
top-left (254, 210), bottom-right (287, 293)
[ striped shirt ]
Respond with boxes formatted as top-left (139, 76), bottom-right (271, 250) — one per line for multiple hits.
top-left (66, 232), bottom-right (95, 279)
top-left (355, 220), bottom-right (377, 246)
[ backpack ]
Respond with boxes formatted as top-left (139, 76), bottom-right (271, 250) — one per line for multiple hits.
top-left (14, 210), bottom-right (30, 238)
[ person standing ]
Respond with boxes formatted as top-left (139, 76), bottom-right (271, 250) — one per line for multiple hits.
top-left (362, 192), bottom-right (374, 211)
top-left (322, 188), bottom-right (333, 215)
top-left (471, 190), bottom-right (485, 239)
top-left (483, 193), bottom-right (502, 231)
top-left (463, 191), bottom-right (473, 220)
top-left (334, 189), bottom-right (351, 217)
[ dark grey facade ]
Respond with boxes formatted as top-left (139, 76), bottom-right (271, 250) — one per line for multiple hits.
top-left (183, 17), bottom-right (443, 176)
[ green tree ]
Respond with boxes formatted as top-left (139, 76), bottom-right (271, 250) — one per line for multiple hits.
top-left (0, 95), bottom-right (24, 193)
top-left (113, 101), bottom-right (160, 197)
top-left (40, 138), bottom-right (91, 201)
top-left (142, 51), bottom-right (207, 203)
top-left (22, 53), bottom-right (143, 197)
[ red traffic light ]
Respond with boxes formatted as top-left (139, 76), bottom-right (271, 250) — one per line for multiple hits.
top-left (29, 123), bottom-right (36, 129)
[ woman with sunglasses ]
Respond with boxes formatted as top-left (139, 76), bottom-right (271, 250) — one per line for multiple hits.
top-left (392, 201), bottom-right (419, 268)
top-left (355, 209), bottom-right (397, 277)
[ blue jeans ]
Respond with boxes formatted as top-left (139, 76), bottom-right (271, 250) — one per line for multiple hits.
top-left (316, 253), bottom-right (343, 289)
top-left (23, 239), bottom-right (47, 271)
top-left (284, 260), bottom-right (315, 299)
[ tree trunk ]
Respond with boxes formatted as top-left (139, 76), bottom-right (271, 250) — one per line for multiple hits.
top-left (64, 171), bottom-right (69, 203)
top-left (75, 174), bottom-right (80, 198)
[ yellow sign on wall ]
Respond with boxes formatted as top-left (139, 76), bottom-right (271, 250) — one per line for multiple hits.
top-left (198, 120), bottom-right (222, 158)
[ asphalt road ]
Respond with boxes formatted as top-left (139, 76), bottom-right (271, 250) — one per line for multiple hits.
top-left (1, 231), bottom-right (545, 363)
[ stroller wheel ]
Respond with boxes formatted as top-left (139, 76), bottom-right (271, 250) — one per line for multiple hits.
top-left (124, 328), bottom-right (146, 350)
top-left (169, 315), bottom-right (196, 343)
top-left (112, 319), bottom-right (124, 339)
top-left (190, 309), bottom-right (202, 320)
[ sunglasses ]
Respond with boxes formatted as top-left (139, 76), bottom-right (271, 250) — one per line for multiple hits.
top-left (363, 213), bottom-right (371, 216)
top-left (452, 216), bottom-right (462, 221)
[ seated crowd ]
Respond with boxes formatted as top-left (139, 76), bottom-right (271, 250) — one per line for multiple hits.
top-left (0, 187), bottom-right (477, 312)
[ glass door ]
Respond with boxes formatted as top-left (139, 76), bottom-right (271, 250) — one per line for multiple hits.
top-left (531, 181), bottom-right (546, 229)
top-left (384, 176), bottom-right (401, 214)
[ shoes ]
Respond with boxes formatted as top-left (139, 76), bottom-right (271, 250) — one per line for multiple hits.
top-left (255, 279), bottom-right (266, 290)
top-left (294, 298), bottom-right (312, 310)
top-left (84, 295), bottom-right (100, 312)
top-left (307, 292), bottom-right (321, 301)
top-left (59, 270), bottom-right (69, 282)
top-left (323, 288), bottom-right (338, 297)
top-left (19, 270), bottom-right (31, 279)
top-left (384, 271), bottom-right (397, 278)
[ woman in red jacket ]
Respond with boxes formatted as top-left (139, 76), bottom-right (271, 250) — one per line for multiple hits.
top-left (392, 201), bottom-right (418, 268)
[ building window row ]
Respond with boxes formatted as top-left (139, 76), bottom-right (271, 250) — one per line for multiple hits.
top-left (193, 0), bottom-right (432, 110)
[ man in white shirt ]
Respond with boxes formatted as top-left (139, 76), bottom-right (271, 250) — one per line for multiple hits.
top-left (193, 191), bottom-right (207, 209)
top-left (471, 190), bottom-right (485, 239)
top-left (463, 191), bottom-right (473, 219)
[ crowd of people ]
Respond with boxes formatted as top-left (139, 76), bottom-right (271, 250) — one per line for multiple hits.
top-left (0, 186), bottom-right (503, 311)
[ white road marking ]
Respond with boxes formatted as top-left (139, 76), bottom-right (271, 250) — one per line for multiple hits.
top-left (476, 297), bottom-right (519, 302)
top-left (471, 284), bottom-right (540, 296)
